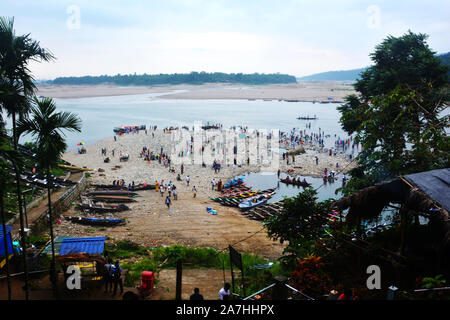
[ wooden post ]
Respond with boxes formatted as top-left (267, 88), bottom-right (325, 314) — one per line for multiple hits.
top-left (229, 254), bottom-right (235, 297)
top-left (176, 259), bottom-right (182, 300)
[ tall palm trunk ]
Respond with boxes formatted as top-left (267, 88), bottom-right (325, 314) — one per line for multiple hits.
top-left (47, 169), bottom-right (57, 297)
top-left (12, 112), bottom-right (29, 300)
top-left (1, 195), bottom-right (12, 300)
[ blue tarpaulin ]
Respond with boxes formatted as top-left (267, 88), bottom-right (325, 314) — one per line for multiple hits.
top-left (0, 225), bottom-right (14, 257)
top-left (59, 237), bottom-right (106, 256)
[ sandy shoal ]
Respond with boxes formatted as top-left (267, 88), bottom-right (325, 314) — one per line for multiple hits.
top-left (37, 82), bottom-right (356, 101)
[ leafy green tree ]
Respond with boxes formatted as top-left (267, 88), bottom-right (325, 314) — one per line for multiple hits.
top-left (264, 188), bottom-right (333, 267)
top-left (338, 31), bottom-right (449, 191)
top-left (0, 127), bottom-right (23, 300)
top-left (17, 97), bottom-right (81, 296)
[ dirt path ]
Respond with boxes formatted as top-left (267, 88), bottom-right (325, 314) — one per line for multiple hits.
top-left (12, 189), bottom-right (67, 233)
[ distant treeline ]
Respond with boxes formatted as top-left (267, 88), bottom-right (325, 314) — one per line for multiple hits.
top-left (50, 72), bottom-right (297, 86)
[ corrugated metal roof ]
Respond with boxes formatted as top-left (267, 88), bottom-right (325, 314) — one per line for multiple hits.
top-left (42, 236), bottom-right (72, 255)
top-left (403, 168), bottom-right (450, 212)
top-left (59, 237), bottom-right (106, 256)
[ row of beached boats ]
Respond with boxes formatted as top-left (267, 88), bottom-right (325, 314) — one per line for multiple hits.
top-left (241, 201), bottom-right (285, 221)
top-left (65, 182), bottom-right (149, 226)
top-left (211, 177), bottom-right (277, 211)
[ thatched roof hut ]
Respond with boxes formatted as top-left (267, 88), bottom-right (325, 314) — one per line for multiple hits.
top-left (333, 168), bottom-right (450, 262)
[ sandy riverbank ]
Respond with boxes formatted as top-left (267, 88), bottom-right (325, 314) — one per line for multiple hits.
top-left (37, 81), bottom-right (356, 101)
top-left (57, 128), bottom-right (355, 258)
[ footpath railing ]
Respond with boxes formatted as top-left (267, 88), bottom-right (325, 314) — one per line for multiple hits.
top-left (20, 172), bottom-right (88, 236)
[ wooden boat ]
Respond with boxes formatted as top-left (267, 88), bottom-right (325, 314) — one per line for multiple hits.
top-left (212, 188), bottom-right (275, 207)
top-left (65, 216), bottom-right (126, 226)
top-left (297, 116), bottom-right (317, 120)
top-left (113, 125), bottom-right (146, 133)
top-left (80, 202), bottom-right (129, 213)
top-left (221, 184), bottom-right (250, 194)
top-left (133, 183), bottom-right (156, 191)
top-left (223, 177), bottom-right (245, 189)
top-left (58, 164), bottom-right (93, 171)
top-left (239, 195), bottom-right (269, 211)
top-left (280, 178), bottom-right (310, 187)
top-left (90, 184), bottom-right (127, 190)
top-left (87, 195), bottom-right (137, 203)
top-left (84, 190), bottom-right (138, 197)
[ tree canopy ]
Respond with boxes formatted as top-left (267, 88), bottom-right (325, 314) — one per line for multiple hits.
top-left (338, 31), bottom-right (449, 189)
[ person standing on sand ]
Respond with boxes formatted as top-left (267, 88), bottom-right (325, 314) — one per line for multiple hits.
top-left (155, 181), bottom-right (159, 192)
top-left (173, 186), bottom-right (178, 200)
top-left (192, 186), bottom-right (197, 198)
top-left (181, 164), bottom-right (184, 175)
top-left (160, 184), bottom-right (164, 197)
top-left (186, 175), bottom-right (190, 186)
top-left (211, 179), bottom-right (215, 190)
top-left (165, 196), bottom-right (171, 209)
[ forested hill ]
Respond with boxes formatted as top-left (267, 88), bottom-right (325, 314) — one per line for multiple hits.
top-left (297, 51), bottom-right (450, 81)
top-left (50, 72), bottom-right (297, 85)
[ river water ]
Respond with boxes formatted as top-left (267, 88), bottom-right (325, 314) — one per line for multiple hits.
top-left (50, 93), bottom-right (351, 150)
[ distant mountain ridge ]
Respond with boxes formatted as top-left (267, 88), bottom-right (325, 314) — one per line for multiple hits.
top-left (297, 68), bottom-right (367, 82)
top-left (297, 52), bottom-right (450, 82)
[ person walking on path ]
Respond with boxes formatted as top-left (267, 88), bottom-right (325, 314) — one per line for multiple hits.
top-left (165, 195), bottom-right (171, 209)
top-left (192, 186), bottom-right (197, 198)
top-left (173, 186), bottom-right (178, 200)
top-left (112, 261), bottom-right (123, 296)
top-left (181, 164), bottom-right (184, 175)
top-left (186, 175), bottom-right (190, 186)
top-left (160, 184), bottom-right (165, 197)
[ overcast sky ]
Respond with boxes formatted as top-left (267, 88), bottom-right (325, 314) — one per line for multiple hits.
top-left (1, 0), bottom-right (449, 79)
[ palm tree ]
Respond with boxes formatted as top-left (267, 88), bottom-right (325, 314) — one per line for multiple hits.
top-left (0, 16), bottom-right (55, 299)
top-left (18, 97), bottom-right (81, 297)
